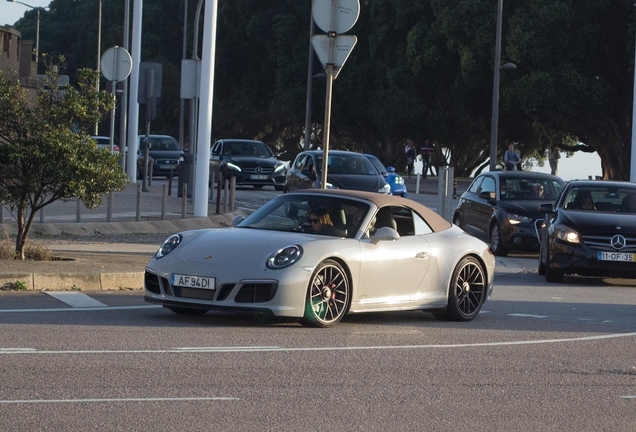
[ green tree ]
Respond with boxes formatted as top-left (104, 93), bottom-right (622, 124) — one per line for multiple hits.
top-left (0, 67), bottom-right (128, 260)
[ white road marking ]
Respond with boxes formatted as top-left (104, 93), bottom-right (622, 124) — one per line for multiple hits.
top-left (1, 332), bottom-right (635, 355)
top-left (0, 305), bottom-right (160, 313)
top-left (0, 348), bottom-right (36, 353)
top-left (0, 397), bottom-right (238, 404)
top-left (620, 396), bottom-right (636, 399)
top-left (45, 292), bottom-right (108, 308)
top-left (175, 346), bottom-right (279, 351)
top-left (509, 313), bottom-right (548, 318)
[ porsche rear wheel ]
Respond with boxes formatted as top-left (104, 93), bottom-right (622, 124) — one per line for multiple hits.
top-left (437, 256), bottom-right (487, 321)
top-left (300, 259), bottom-right (350, 328)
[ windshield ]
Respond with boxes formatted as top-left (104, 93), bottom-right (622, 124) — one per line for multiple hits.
top-left (237, 194), bottom-right (370, 238)
top-left (225, 141), bottom-right (273, 158)
top-left (138, 137), bottom-right (181, 151)
top-left (366, 156), bottom-right (388, 175)
top-left (500, 178), bottom-right (563, 201)
top-left (562, 185), bottom-right (636, 212)
top-left (316, 154), bottom-right (380, 175)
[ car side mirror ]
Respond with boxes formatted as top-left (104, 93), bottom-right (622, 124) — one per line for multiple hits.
top-left (538, 203), bottom-right (555, 215)
top-left (478, 191), bottom-right (495, 202)
top-left (387, 166), bottom-right (396, 173)
top-left (370, 226), bottom-right (400, 244)
top-left (232, 215), bottom-right (244, 227)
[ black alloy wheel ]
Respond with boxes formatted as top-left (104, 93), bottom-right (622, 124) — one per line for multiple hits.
top-left (300, 259), bottom-right (350, 328)
top-left (434, 256), bottom-right (487, 321)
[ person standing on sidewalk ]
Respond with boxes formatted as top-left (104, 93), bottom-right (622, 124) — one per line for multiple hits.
top-left (404, 139), bottom-right (416, 177)
top-left (420, 140), bottom-right (434, 179)
top-left (548, 145), bottom-right (560, 175)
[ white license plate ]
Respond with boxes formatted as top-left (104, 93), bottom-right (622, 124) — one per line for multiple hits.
top-left (171, 274), bottom-right (215, 290)
top-left (159, 165), bottom-right (175, 170)
top-left (250, 174), bottom-right (268, 180)
top-left (597, 252), bottom-right (636, 262)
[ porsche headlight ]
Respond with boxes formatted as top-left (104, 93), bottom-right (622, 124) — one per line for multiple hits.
top-left (553, 224), bottom-right (580, 243)
top-left (508, 213), bottom-right (533, 225)
top-left (379, 183), bottom-right (391, 194)
top-left (393, 176), bottom-right (405, 185)
top-left (156, 234), bottom-right (182, 259)
top-left (226, 162), bottom-right (241, 172)
top-left (267, 245), bottom-right (303, 269)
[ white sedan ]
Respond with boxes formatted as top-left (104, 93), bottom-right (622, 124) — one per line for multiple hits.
top-left (144, 189), bottom-right (495, 327)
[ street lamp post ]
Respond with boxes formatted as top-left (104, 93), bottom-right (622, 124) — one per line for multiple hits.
top-left (489, 0), bottom-right (504, 172)
top-left (95, 0), bottom-right (102, 135)
top-left (489, 0), bottom-right (515, 171)
top-left (6, 0), bottom-right (43, 68)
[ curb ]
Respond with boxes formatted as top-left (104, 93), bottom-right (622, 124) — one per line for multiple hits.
top-left (0, 272), bottom-right (144, 291)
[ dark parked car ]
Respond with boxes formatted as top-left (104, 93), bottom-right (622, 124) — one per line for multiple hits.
top-left (365, 154), bottom-right (407, 197)
top-left (453, 171), bottom-right (565, 256)
top-left (137, 135), bottom-right (184, 178)
top-left (285, 150), bottom-right (391, 195)
top-left (210, 139), bottom-right (287, 190)
top-left (538, 180), bottom-right (636, 282)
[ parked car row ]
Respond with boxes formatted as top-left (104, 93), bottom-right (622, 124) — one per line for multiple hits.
top-left (454, 171), bottom-right (636, 283)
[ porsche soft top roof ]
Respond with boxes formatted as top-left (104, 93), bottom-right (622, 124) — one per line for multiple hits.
top-left (287, 188), bottom-right (452, 232)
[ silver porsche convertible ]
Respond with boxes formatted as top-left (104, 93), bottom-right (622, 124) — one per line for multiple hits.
top-left (144, 189), bottom-right (495, 327)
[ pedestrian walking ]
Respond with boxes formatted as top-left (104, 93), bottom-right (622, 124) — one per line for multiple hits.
top-left (404, 139), bottom-right (416, 177)
top-left (503, 144), bottom-right (522, 171)
top-left (549, 145), bottom-right (560, 175)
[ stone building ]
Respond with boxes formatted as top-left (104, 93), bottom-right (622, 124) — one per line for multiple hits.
top-left (0, 24), bottom-right (39, 88)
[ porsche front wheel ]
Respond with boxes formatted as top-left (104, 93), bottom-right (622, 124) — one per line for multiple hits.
top-left (300, 260), bottom-right (350, 328)
top-left (437, 256), bottom-right (487, 322)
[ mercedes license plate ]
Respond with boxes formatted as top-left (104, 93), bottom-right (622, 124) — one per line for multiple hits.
top-left (597, 252), bottom-right (636, 262)
top-left (250, 174), bottom-right (268, 180)
top-left (171, 274), bottom-right (215, 290)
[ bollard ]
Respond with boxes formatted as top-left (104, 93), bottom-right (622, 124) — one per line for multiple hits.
top-left (136, 183), bottom-right (142, 221)
top-left (182, 183), bottom-right (187, 218)
top-left (222, 179), bottom-right (229, 213)
top-left (0, 205), bottom-right (3, 224)
top-left (436, 166), bottom-right (454, 222)
top-left (216, 177), bottom-right (222, 214)
top-left (107, 191), bottom-right (114, 222)
top-left (76, 199), bottom-right (81, 222)
top-left (209, 171), bottom-right (216, 201)
top-left (167, 169), bottom-right (173, 196)
top-left (415, 174), bottom-right (421, 194)
top-left (229, 176), bottom-right (236, 211)
top-left (161, 184), bottom-right (167, 220)
top-left (40, 207), bottom-right (45, 223)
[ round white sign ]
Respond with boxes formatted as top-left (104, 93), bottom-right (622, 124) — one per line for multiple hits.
top-left (312, 0), bottom-right (360, 34)
top-left (100, 46), bottom-right (133, 82)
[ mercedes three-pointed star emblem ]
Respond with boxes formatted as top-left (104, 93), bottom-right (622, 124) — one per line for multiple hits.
top-left (611, 234), bottom-right (626, 250)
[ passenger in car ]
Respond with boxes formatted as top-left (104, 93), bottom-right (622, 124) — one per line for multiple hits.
top-left (571, 192), bottom-right (595, 210)
top-left (621, 193), bottom-right (636, 213)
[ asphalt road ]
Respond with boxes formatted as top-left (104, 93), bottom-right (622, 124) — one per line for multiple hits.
top-left (1, 271), bottom-right (635, 431)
